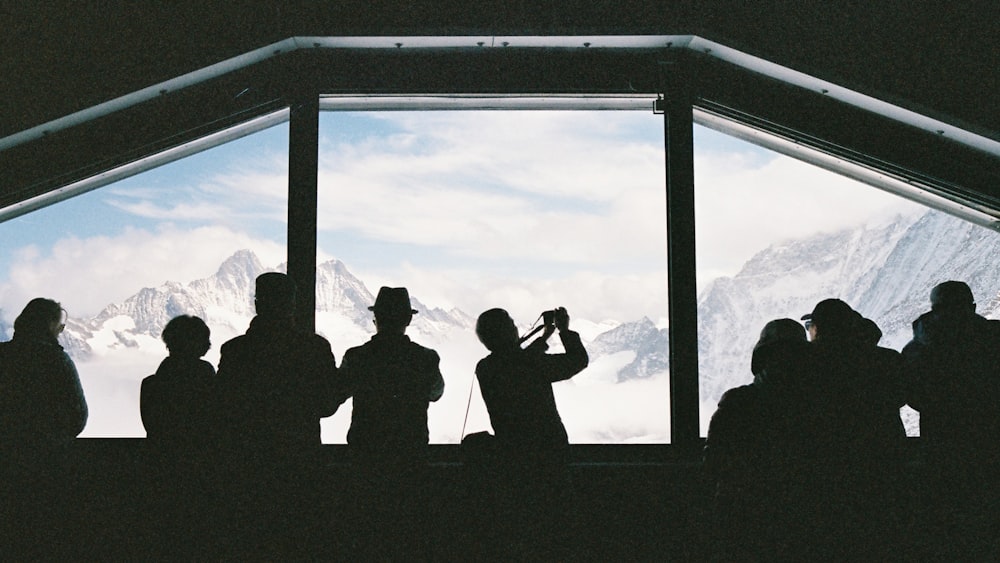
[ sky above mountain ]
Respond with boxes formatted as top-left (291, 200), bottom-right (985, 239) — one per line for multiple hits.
top-left (0, 109), bottom-right (958, 442)
top-left (0, 111), bottom-right (921, 325)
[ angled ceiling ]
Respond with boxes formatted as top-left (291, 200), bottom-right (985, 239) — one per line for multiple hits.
top-left (2, 1), bottom-right (998, 216)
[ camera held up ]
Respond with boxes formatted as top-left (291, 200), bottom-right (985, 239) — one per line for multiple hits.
top-left (519, 307), bottom-right (569, 345)
top-left (542, 309), bottom-right (556, 327)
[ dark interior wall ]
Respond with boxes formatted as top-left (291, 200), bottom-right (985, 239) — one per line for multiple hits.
top-left (699, 1), bottom-right (1000, 138)
top-left (5, 440), bottom-right (933, 559)
top-left (0, 5), bottom-right (994, 557)
top-left (4, 2), bottom-right (998, 216)
top-left (3, 1), bottom-right (998, 138)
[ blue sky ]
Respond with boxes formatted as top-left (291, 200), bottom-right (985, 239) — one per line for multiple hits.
top-left (0, 110), bottom-right (920, 322)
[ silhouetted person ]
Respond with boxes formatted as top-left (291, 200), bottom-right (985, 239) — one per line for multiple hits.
top-left (475, 307), bottom-right (587, 450)
top-left (704, 318), bottom-right (816, 560)
top-left (801, 298), bottom-right (905, 558)
top-left (139, 314), bottom-right (222, 557)
top-left (474, 306), bottom-right (588, 558)
top-left (0, 298), bottom-right (88, 558)
top-left (860, 316), bottom-right (883, 347)
top-left (0, 297), bottom-right (87, 454)
top-left (901, 281), bottom-right (1000, 558)
top-left (902, 280), bottom-right (1000, 458)
top-left (336, 286), bottom-right (444, 559)
top-left (339, 286), bottom-right (444, 457)
top-left (803, 299), bottom-right (905, 447)
top-left (141, 315), bottom-right (218, 449)
top-left (217, 272), bottom-right (340, 451)
top-left (215, 273), bottom-right (340, 557)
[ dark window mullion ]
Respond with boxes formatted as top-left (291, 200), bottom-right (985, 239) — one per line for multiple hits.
top-left (287, 94), bottom-right (320, 332)
top-left (663, 67), bottom-right (700, 451)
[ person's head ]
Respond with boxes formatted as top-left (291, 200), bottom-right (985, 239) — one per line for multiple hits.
top-left (161, 315), bottom-right (211, 358)
top-left (751, 318), bottom-right (807, 375)
top-left (13, 297), bottom-right (66, 341)
top-left (930, 280), bottom-right (975, 315)
top-left (801, 298), bottom-right (856, 342)
top-left (369, 287), bottom-right (417, 334)
top-left (476, 308), bottom-right (519, 352)
top-left (254, 272), bottom-right (296, 318)
top-left (860, 317), bottom-right (882, 347)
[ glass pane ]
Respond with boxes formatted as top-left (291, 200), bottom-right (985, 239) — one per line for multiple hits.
top-left (0, 124), bottom-right (290, 436)
top-left (317, 110), bottom-right (669, 444)
top-left (695, 124), bottom-right (1000, 437)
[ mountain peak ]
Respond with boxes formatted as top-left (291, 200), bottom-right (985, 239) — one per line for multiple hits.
top-left (216, 249), bottom-right (265, 280)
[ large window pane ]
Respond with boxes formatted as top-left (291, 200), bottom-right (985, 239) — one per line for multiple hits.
top-left (0, 124), bottom-right (289, 437)
top-left (695, 124), bottom-right (1000, 437)
top-left (316, 110), bottom-right (669, 444)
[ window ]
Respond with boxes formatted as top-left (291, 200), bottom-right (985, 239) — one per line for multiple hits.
top-left (0, 124), bottom-right (290, 436)
top-left (316, 110), bottom-right (670, 444)
top-left (694, 123), bottom-right (1000, 437)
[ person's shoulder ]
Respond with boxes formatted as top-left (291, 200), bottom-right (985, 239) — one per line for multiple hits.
top-left (873, 345), bottom-right (902, 359)
top-left (140, 371), bottom-right (162, 396)
top-left (196, 358), bottom-right (216, 375)
top-left (717, 384), bottom-right (758, 408)
top-left (219, 334), bottom-right (247, 353)
top-left (307, 331), bottom-right (333, 345)
top-left (303, 331), bottom-right (335, 352)
top-left (475, 353), bottom-right (497, 374)
top-left (406, 338), bottom-right (440, 358)
top-left (342, 338), bottom-right (372, 358)
top-left (49, 343), bottom-right (76, 368)
top-left (977, 316), bottom-right (1000, 333)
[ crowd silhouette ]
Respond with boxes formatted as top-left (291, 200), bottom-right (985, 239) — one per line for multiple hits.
top-left (2, 276), bottom-right (1000, 558)
top-left (705, 282), bottom-right (1000, 560)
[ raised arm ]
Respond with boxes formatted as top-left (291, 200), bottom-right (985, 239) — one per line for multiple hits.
top-left (539, 308), bottom-right (588, 383)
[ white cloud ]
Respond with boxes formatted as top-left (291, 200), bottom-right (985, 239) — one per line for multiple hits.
top-left (105, 199), bottom-right (236, 222)
top-left (317, 112), bottom-right (667, 269)
top-left (557, 373), bottom-right (671, 443)
top-left (106, 168), bottom-right (287, 226)
top-left (352, 261), bottom-right (667, 327)
top-left (0, 225), bottom-right (285, 317)
top-left (315, 111), bottom-right (922, 300)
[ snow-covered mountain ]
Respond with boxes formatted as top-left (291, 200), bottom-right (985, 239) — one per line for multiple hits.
top-left (14, 206), bottom-right (1000, 440)
top-left (59, 250), bottom-right (474, 361)
top-left (52, 207), bottom-right (1000, 398)
top-left (589, 317), bottom-right (669, 382)
top-left (698, 209), bottom-right (1000, 406)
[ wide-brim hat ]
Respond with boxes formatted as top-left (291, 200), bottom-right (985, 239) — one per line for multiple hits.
top-left (369, 286), bottom-right (418, 316)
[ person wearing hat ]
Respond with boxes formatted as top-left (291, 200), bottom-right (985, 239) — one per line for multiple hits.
top-left (216, 272), bottom-right (340, 450)
top-left (799, 298), bottom-right (907, 557)
top-left (901, 281), bottom-right (1000, 556)
top-left (336, 286), bottom-right (444, 558)
top-left (800, 298), bottom-right (860, 343)
top-left (338, 286), bottom-right (444, 454)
